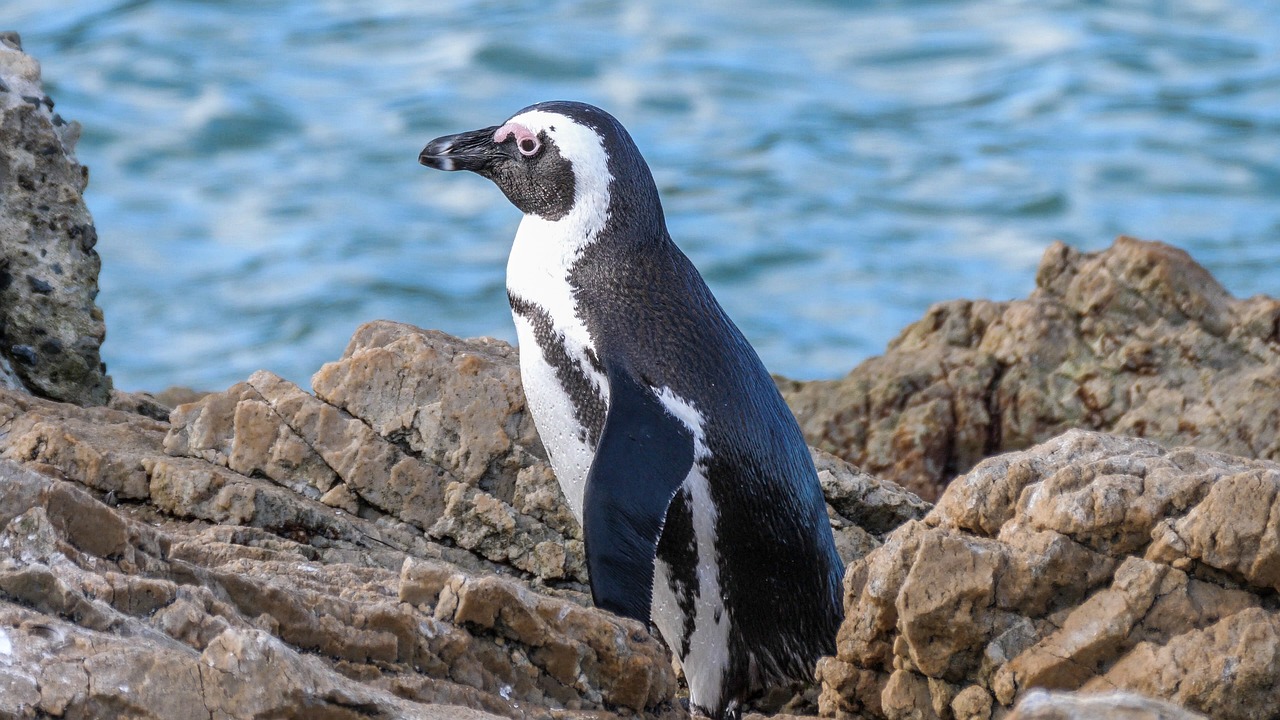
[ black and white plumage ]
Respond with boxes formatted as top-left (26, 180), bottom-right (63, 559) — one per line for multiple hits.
top-left (419, 101), bottom-right (843, 720)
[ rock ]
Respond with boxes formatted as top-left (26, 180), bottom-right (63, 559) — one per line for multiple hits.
top-left (156, 321), bottom-right (930, 717)
top-left (0, 311), bottom-right (928, 720)
top-left (0, 429), bottom-right (682, 720)
top-left (0, 32), bottom-right (110, 406)
top-left (0, 605), bottom-right (511, 720)
top-left (1006, 690), bottom-right (1208, 720)
top-left (819, 430), bottom-right (1280, 720)
top-left (108, 387), bottom-right (206, 421)
top-left (164, 322), bottom-right (921, 587)
top-left (165, 329), bottom-right (589, 583)
top-left (781, 237), bottom-right (1280, 500)
top-left (814, 448), bottom-right (928, 566)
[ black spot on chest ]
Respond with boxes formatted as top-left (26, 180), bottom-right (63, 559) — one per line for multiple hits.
top-left (509, 292), bottom-right (606, 446)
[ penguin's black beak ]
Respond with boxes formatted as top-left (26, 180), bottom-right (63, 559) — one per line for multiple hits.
top-left (419, 125), bottom-right (504, 173)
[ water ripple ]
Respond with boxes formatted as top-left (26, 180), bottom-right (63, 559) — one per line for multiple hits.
top-left (9, 0), bottom-right (1279, 390)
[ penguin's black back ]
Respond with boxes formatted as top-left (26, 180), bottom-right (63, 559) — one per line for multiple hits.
top-left (573, 219), bottom-right (845, 699)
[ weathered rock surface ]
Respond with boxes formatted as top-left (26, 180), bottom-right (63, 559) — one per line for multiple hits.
top-left (163, 321), bottom-right (919, 586)
top-left (781, 236), bottom-right (1280, 501)
top-left (0, 388), bottom-right (681, 719)
top-left (818, 430), bottom-right (1280, 720)
top-left (0, 320), bottom-right (924, 720)
top-left (0, 32), bottom-right (110, 406)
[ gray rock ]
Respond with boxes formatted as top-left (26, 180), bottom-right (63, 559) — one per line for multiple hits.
top-left (0, 31), bottom-right (110, 405)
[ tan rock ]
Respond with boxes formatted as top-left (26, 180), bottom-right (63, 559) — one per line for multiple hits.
top-left (165, 333), bottom-right (591, 583)
top-left (312, 321), bottom-right (541, 492)
top-left (816, 448), bottom-right (930, 565)
top-left (319, 482), bottom-right (360, 513)
top-left (881, 669), bottom-right (938, 720)
top-left (1086, 608), bottom-right (1280, 719)
top-left (249, 369), bottom-right (449, 530)
top-left (950, 685), bottom-right (993, 720)
top-left (782, 237), bottom-right (1280, 501)
top-left (0, 452), bottom-right (681, 719)
top-left (815, 657), bottom-right (886, 719)
top-left (824, 430), bottom-right (1280, 720)
top-left (1, 389), bottom-right (167, 500)
top-left (0, 603), bottom-right (513, 720)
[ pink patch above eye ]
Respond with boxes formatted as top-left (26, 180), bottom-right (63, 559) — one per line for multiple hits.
top-left (493, 122), bottom-right (540, 154)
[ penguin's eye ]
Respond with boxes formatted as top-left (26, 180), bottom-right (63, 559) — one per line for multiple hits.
top-left (518, 137), bottom-right (541, 156)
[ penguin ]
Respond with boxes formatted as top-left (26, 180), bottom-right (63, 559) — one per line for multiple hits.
top-left (419, 101), bottom-right (843, 720)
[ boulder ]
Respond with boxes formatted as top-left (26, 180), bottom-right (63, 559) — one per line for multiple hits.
top-left (781, 237), bottom-right (1280, 501)
top-left (0, 319), bottom-right (926, 720)
top-left (0, 32), bottom-right (110, 405)
top-left (162, 321), bottom-right (921, 587)
top-left (817, 430), bottom-right (1280, 720)
top-left (0, 391), bottom-right (681, 719)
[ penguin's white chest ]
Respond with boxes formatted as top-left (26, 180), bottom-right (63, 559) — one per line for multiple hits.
top-left (506, 215), bottom-right (733, 715)
top-left (507, 215), bottom-right (609, 522)
top-left (511, 317), bottom-right (603, 521)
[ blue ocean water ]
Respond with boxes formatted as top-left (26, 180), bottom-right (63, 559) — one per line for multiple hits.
top-left (9, 0), bottom-right (1280, 391)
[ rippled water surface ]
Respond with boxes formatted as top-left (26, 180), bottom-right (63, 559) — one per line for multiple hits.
top-left (11, 0), bottom-right (1280, 391)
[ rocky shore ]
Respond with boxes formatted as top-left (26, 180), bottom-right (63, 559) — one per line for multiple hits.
top-left (3, 31), bottom-right (1279, 720)
top-left (780, 237), bottom-right (1280, 503)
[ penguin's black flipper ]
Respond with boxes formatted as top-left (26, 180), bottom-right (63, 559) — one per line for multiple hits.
top-left (582, 367), bottom-right (694, 626)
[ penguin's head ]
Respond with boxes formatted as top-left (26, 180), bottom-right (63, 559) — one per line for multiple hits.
top-left (420, 101), bottom-right (660, 226)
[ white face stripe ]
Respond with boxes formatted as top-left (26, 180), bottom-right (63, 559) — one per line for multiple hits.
top-left (505, 109), bottom-right (612, 238)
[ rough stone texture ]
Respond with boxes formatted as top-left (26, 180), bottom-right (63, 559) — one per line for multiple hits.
top-left (1006, 690), bottom-right (1208, 720)
top-left (818, 430), bottom-right (1280, 720)
top-left (0, 32), bottom-right (110, 405)
top-left (163, 328), bottom-right (589, 583)
top-left (0, 320), bottom-right (925, 720)
top-left (312, 323), bottom-right (587, 578)
top-left (162, 321), bottom-right (917, 588)
top-left (0, 392), bottom-right (682, 720)
top-left (781, 236), bottom-right (1280, 501)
